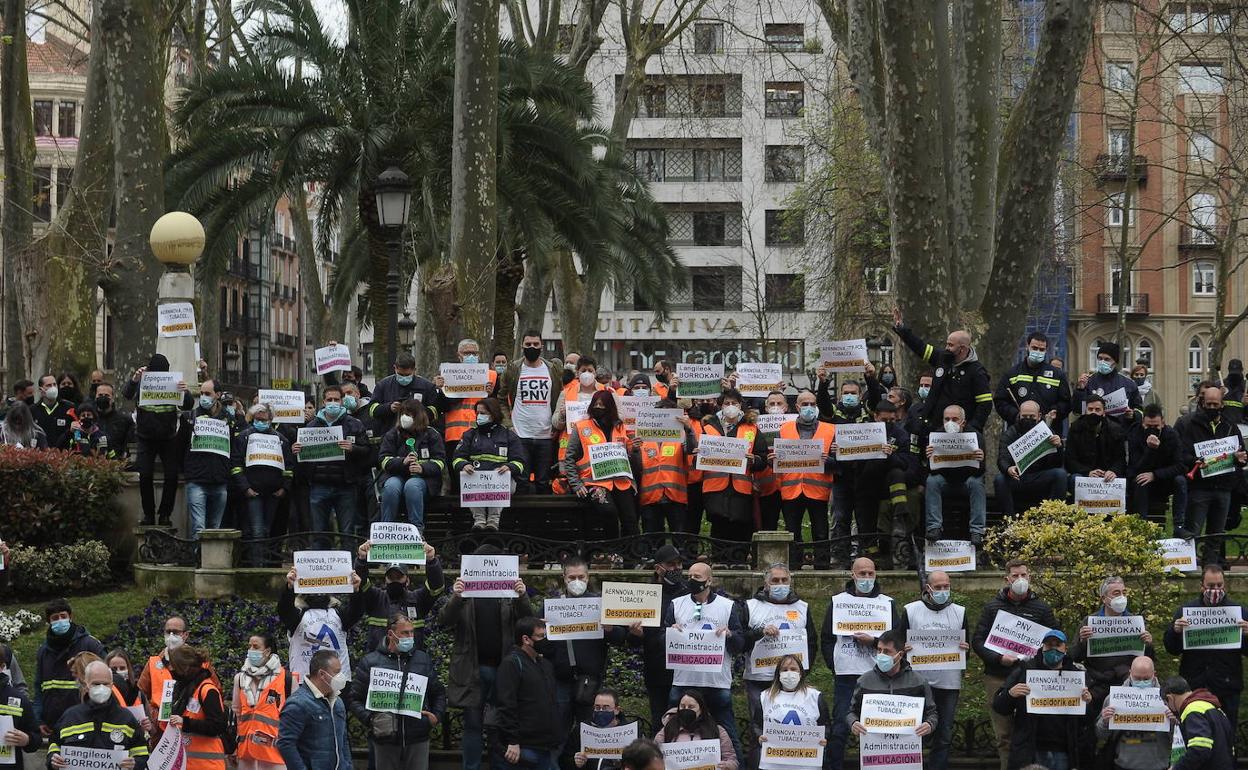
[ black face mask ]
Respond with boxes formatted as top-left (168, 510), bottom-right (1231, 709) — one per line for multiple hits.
top-left (523, 347), bottom-right (541, 362)
top-left (95, 396), bottom-right (112, 412)
top-left (1083, 413), bottom-right (1103, 425)
top-left (386, 582), bottom-right (407, 599)
top-left (661, 568), bottom-right (682, 585)
top-left (1145, 427), bottom-right (1161, 438)
top-left (655, 372), bottom-right (669, 384)
top-left (686, 578), bottom-right (708, 595)
top-left (22, 397), bottom-right (33, 406)
top-left (1203, 407), bottom-right (1222, 421)
top-left (1016, 417), bottom-right (1037, 431)
top-left (677, 708), bottom-right (698, 729)
top-left (306, 596), bottom-right (331, 610)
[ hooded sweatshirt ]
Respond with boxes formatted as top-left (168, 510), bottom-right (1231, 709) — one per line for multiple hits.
top-left (1094, 675), bottom-right (1171, 770)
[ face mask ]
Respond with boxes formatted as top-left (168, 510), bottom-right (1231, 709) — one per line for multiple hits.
top-left (1016, 417), bottom-right (1037, 431)
top-left (400, 415), bottom-right (415, 430)
top-left (633, 388), bottom-right (649, 397)
top-left (764, 583), bottom-right (791, 601)
top-left (661, 568), bottom-right (682, 585)
top-left (50, 619), bottom-right (71, 635)
top-left (1108, 595), bottom-right (1128, 613)
top-left (166, 633), bottom-right (185, 650)
top-left (855, 577), bottom-right (875, 594)
top-left (246, 650), bottom-right (265, 667)
top-left (225, 405), bottom-right (236, 417)
top-left (841, 393), bottom-right (859, 409)
top-left (1131, 679), bottom-right (1153, 689)
top-left (1011, 577), bottom-right (1029, 596)
top-left (1133, 377), bottom-right (1147, 386)
top-left (43, 386), bottom-right (59, 402)
top-left (778, 671), bottom-right (802, 690)
top-left (343, 395), bottom-right (358, 411)
top-left (329, 671), bottom-right (350, 695)
top-left (494, 364), bottom-right (507, 375)
top-left (1096, 360), bottom-right (1114, 375)
top-left (687, 578), bottom-right (708, 595)
top-left (881, 374), bottom-right (895, 385)
top-left (80, 417), bottom-right (95, 428)
top-left (874, 653), bottom-right (895, 673)
top-left (199, 395), bottom-right (215, 410)
top-left (524, 347), bottom-right (542, 362)
top-left (1022, 350), bottom-right (1044, 366)
top-left (252, 420), bottom-right (270, 432)
top-left (929, 589), bottom-right (951, 605)
top-left (1145, 427), bottom-right (1161, 437)
top-left (918, 386), bottom-right (930, 399)
top-left (395, 636), bottom-right (415, 653)
top-left (579, 371), bottom-right (596, 387)
top-left (591, 710), bottom-right (615, 727)
top-left (721, 405), bottom-right (742, 422)
top-left (799, 405), bottom-right (818, 422)
top-left (1203, 407), bottom-right (1222, 421)
top-left (95, 396), bottom-right (111, 412)
top-left (476, 414), bottom-right (491, 426)
top-left (677, 708), bottom-right (698, 729)
top-left (112, 669), bottom-right (128, 681)
top-left (88, 684), bottom-right (112, 705)
top-left (323, 403), bottom-right (344, 418)
top-left (386, 582), bottom-right (407, 599)
top-left (462, 354), bottom-right (479, 365)
top-left (1204, 587), bottom-right (1226, 605)
top-left (566, 579), bottom-right (588, 597)
top-left (943, 420), bottom-right (961, 434)
top-left (1042, 648), bottom-right (1064, 667)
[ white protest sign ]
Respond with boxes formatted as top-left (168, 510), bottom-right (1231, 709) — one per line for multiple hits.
top-left (258, 389), bottom-right (307, 424)
top-left (695, 434), bottom-right (751, 474)
top-left (860, 694), bottom-right (925, 734)
top-left (580, 723), bottom-right (640, 760)
top-left (1074, 476), bottom-right (1127, 515)
top-left (297, 426), bottom-right (345, 463)
top-left (600, 582), bottom-right (662, 627)
top-left (1103, 388), bottom-right (1130, 416)
top-left (618, 395), bottom-right (660, 432)
top-left (736, 363), bottom-right (784, 396)
top-left (923, 540), bottom-right (976, 572)
top-left (365, 668), bottom-right (428, 718)
top-left (834, 422), bottom-right (888, 461)
top-left (565, 398), bottom-right (590, 427)
top-left (1107, 686), bottom-right (1170, 732)
top-left (661, 739), bottom-right (720, 770)
top-left (60, 747), bottom-right (126, 769)
top-left (315, 344), bottom-right (352, 375)
top-left (460, 470), bottom-right (513, 508)
top-left (983, 610), bottom-right (1049, 658)
top-left (666, 628), bottom-right (727, 672)
top-left (1025, 669), bottom-right (1086, 715)
top-left (0, 714), bottom-right (13, 765)
top-left (635, 408), bottom-right (684, 441)
top-left (819, 339), bottom-right (868, 372)
top-left (368, 522), bottom-right (426, 564)
top-left (927, 432), bottom-right (980, 470)
top-left (906, 629), bottom-right (966, 671)
top-left (748, 632), bottom-right (809, 679)
top-left (772, 438), bottom-right (824, 474)
top-left (139, 371), bottom-right (184, 407)
top-left (858, 733), bottom-right (922, 770)
top-left (758, 723), bottom-right (824, 769)
top-left (1086, 615), bottom-right (1146, 658)
top-left (189, 417), bottom-right (231, 457)
top-left (293, 550), bottom-right (354, 594)
top-left (675, 363), bottom-right (724, 398)
top-left (158, 678), bottom-right (176, 721)
top-left (755, 412), bottom-right (797, 438)
top-left (1182, 605), bottom-right (1243, 650)
top-left (1008, 421), bottom-right (1057, 474)
top-left (157, 302), bottom-right (197, 338)
top-left (147, 724), bottom-right (186, 770)
top-left (1157, 538), bottom-right (1199, 572)
top-left (1195, 436), bottom-right (1242, 478)
top-left (460, 554), bottom-right (520, 598)
top-left (440, 363), bottom-right (490, 399)
top-left (588, 442), bottom-right (634, 481)
top-left (831, 592), bottom-right (892, 637)
top-left (245, 432), bottom-right (286, 470)
top-left (544, 597), bottom-right (603, 640)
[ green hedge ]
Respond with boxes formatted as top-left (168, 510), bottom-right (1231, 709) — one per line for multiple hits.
top-left (7, 541), bottom-right (112, 597)
top-left (0, 447), bottom-right (126, 547)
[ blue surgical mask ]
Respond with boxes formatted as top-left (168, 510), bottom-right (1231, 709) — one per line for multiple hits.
top-left (1131, 679), bottom-right (1153, 689)
top-left (225, 405), bottom-right (236, 417)
top-left (252, 420), bottom-right (270, 432)
top-left (768, 585), bottom-right (791, 601)
top-left (396, 636), bottom-right (415, 653)
top-left (343, 395), bottom-right (358, 411)
top-left (476, 414), bottom-right (491, 426)
top-left (1096, 360), bottom-right (1114, 376)
top-left (930, 589), bottom-right (951, 605)
top-left (918, 386), bottom-right (930, 399)
top-left (874, 653), bottom-right (895, 672)
top-left (841, 393), bottom-right (859, 409)
top-left (1027, 349), bottom-right (1046, 365)
top-left (396, 374), bottom-right (414, 386)
top-left (855, 577), bottom-right (875, 594)
top-left (462, 354), bottom-right (479, 365)
top-left (199, 395), bottom-right (214, 410)
top-left (1042, 648), bottom-right (1064, 667)
top-left (323, 402), bottom-right (344, 418)
top-left (246, 650), bottom-right (265, 667)
top-left (50, 619), bottom-right (70, 635)
top-left (799, 405), bottom-right (818, 422)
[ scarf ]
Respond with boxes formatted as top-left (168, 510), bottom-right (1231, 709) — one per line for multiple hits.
top-left (237, 653), bottom-right (282, 707)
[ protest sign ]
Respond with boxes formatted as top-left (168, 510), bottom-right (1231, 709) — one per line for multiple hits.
top-left (314, 344), bottom-right (352, 375)
top-left (758, 723), bottom-right (824, 769)
top-left (666, 628), bottom-right (727, 672)
top-left (544, 597), bottom-right (604, 640)
top-left (858, 733), bottom-right (922, 770)
top-left (755, 412), bottom-right (797, 438)
top-left (1157, 538), bottom-right (1199, 572)
top-left (818, 340), bottom-right (868, 372)
top-left (1086, 615), bottom-right (1146, 658)
top-left (0, 715), bottom-right (14, 765)
top-left (834, 423), bottom-right (888, 461)
top-left (158, 678), bottom-right (176, 721)
top-left (1007, 421), bottom-right (1057, 474)
top-left (618, 395), bottom-right (660, 433)
top-left (1195, 437), bottom-right (1242, 478)
top-left (1182, 605), bottom-right (1243, 650)
top-left (695, 435), bottom-right (751, 474)
top-left (1074, 476), bottom-right (1127, 515)
top-left (772, 438), bottom-right (824, 474)
top-left (1101, 388), bottom-right (1130, 416)
top-left (927, 432), bottom-right (980, 470)
top-left (258, 389), bottom-right (306, 423)
top-left (147, 724), bottom-right (185, 770)
top-left (736, 363), bottom-right (784, 396)
top-left (368, 522), bottom-right (426, 564)
top-left (60, 747), bottom-right (126, 769)
top-left (157, 302), bottom-right (196, 338)
top-left (245, 432), bottom-right (285, 470)
top-left (661, 739), bottom-right (720, 770)
top-left (565, 398), bottom-right (590, 426)
top-left (297, 426), bottom-right (345, 462)
top-left (139, 372), bottom-right (184, 407)
top-left (982, 610), bottom-right (1049, 658)
top-left (460, 554), bottom-right (520, 598)
top-left (1107, 685), bottom-right (1169, 732)
top-left (675, 364), bottom-right (724, 398)
top-left (366, 668), bottom-right (428, 718)
top-left (906, 630), bottom-right (966, 671)
top-left (440, 363), bottom-right (491, 399)
top-left (589, 442), bottom-right (634, 481)
top-left (747, 633), bottom-right (809, 679)
top-left (189, 417), bottom-right (231, 457)
top-left (831, 593), bottom-right (892, 636)
top-left (580, 723), bottom-right (639, 760)
top-left (293, 551), bottom-right (353, 594)
top-left (635, 407), bottom-right (684, 441)
top-left (860, 694), bottom-right (925, 734)
top-left (1025, 669), bottom-right (1086, 715)
top-left (460, 470), bottom-right (513, 507)
top-left (600, 582), bottom-right (662, 627)
top-left (923, 540), bottom-right (976, 572)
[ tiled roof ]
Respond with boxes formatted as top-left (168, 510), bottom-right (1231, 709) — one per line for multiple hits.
top-left (27, 33), bottom-right (88, 77)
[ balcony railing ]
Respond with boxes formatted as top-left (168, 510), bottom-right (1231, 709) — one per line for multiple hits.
top-left (1179, 224), bottom-right (1227, 249)
top-left (1096, 293), bottom-right (1150, 315)
top-left (1094, 153), bottom-right (1148, 182)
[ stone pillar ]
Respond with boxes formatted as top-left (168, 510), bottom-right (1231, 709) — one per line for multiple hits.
top-left (752, 530), bottom-right (794, 571)
top-left (195, 528), bottom-right (241, 598)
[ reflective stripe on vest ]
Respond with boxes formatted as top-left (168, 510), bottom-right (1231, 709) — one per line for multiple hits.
top-left (446, 370), bottom-right (499, 441)
top-left (700, 423), bottom-right (754, 495)
top-left (639, 443), bottom-right (687, 505)
top-left (185, 679), bottom-right (227, 770)
top-left (235, 669), bottom-right (288, 765)
top-left (145, 654), bottom-right (174, 727)
top-left (777, 420), bottom-right (835, 501)
top-left (573, 419), bottom-right (633, 491)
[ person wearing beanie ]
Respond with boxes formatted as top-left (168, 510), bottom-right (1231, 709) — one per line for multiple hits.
top-left (1072, 341), bottom-right (1141, 426)
top-left (1220, 359), bottom-right (1244, 425)
top-left (122, 353), bottom-right (195, 526)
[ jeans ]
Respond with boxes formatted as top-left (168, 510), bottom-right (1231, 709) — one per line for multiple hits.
top-left (243, 494), bottom-right (281, 566)
top-left (994, 468), bottom-right (1068, 517)
top-left (1035, 750), bottom-right (1070, 770)
top-left (1188, 487), bottom-right (1232, 541)
top-left (186, 482), bottom-right (228, 539)
top-left (461, 665), bottom-right (498, 770)
top-left (491, 748), bottom-right (557, 770)
top-left (929, 688), bottom-right (960, 770)
top-left (381, 476), bottom-right (430, 529)
top-left (375, 739), bottom-right (430, 770)
top-left (669, 686), bottom-right (741, 762)
top-left (137, 436), bottom-right (182, 523)
top-left (520, 438), bottom-right (554, 494)
top-left (925, 474), bottom-right (986, 535)
top-left (310, 483), bottom-right (358, 550)
top-left (826, 675), bottom-right (856, 770)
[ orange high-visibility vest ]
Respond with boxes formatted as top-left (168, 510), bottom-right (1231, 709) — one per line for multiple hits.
top-left (777, 420), bottom-right (835, 501)
top-left (552, 429), bottom-right (571, 495)
top-left (687, 420), bottom-right (704, 484)
top-left (639, 441), bottom-right (688, 505)
top-left (234, 669), bottom-right (288, 765)
top-left (143, 655), bottom-right (174, 729)
top-left (445, 369), bottom-right (498, 442)
top-left (573, 419), bottom-right (634, 492)
top-left (653, 382), bottom-right (670, 400)
top-left (183, 678), bottom-right (227, 770)
top-left (701, 422), bottom-right (756, 496)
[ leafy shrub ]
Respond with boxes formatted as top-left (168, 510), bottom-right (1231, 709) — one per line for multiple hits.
top-left (0, 448), bottom-right (126, 547)
top-left (7, 541), bottom-right (112, 597)
top-left (0, 609), bottom-right (43, 642)
top-left (985, 499), bottom-right (1182, 631)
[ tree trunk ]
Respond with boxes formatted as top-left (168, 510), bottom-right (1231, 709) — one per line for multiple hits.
top-left (552, 249), bottom-right (603, 357)
top-left (492, 246), bottom-right (525, 355)
top-left (98, 0), bottom-right (169, 377)
top-left (515, 258), bottom-right (553, 357)
top-left (421, 261), bottom-right (459, 363)
top-left (2, 0), bottom-right (36, 381)
top-left (195, 267), bottom-right (220, 373)
top-left (449, 0), bottom-right (499, 346)
top-left (291, 189), bottom-right (327, 347)
top-left (366, 232), bottom-right (393, 377)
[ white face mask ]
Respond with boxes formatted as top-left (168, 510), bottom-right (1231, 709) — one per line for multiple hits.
top-left (778, 671), bottom-right (802, 691)
top-left (165, 633), bottom-right (185, 650)
top-left (566, 579), bottom-right (588, 597)
top-left (1011, 577), bottom-right (1029, 596)
top-left (766, 405), bottom-right (785, 415)
top-left (88, 684), bottom-right (112, 704)
top-left (399, 415), bottom-right (415, 430)
top-left (721, 404), bottom-right (742, 422)
top-left (1108, 595), bottom-right (1128, 613)
top-left (329, 670), bottom-right (349, 695)
top-left (943, 420), bottom-right (961, 434)
top-left (579, 371), bottom-right (596, 387)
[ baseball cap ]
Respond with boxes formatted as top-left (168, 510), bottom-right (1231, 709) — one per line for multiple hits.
top-left (1043, 629), bottom-right (1067, 643)
top-left (654, 544), bottom-right (681, 564)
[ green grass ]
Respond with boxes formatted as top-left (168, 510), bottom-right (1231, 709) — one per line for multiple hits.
top-left (0, 586), bottom-right (153, 666)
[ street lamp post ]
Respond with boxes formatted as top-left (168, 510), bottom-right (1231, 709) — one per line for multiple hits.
top-left (149, 211), bottom-right (205, 393)
top-left (374, 166), bottom-right (413, 367)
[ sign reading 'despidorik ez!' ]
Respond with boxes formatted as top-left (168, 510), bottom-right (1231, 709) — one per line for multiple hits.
top-left (818, 339), bottom-right (868, 372)
top-left (579, 723), bottom-right (639, 760)
top-left (1073, 476), bottom-right (1127, 515)
top-left (735, 363), bottom-right (783, 396)
top-left (926, 432), bottom-right (980, 469)
top-left (157, 302), bottom-right (197, 338)
top-left (860, 694), bottom-right (924, 734)
top-left (258, 389), bottom-right (307, 423)
top-left (1156, 538), bottom-right (1199, 572)
top-left (831, 593), bottom-right (892, 636)
top-left (833, 423), bottom-right (888, 461)
top-left (1107, 685), bottom-right (1169, 732)
top-left (440, 363), bottom-right (490, 399)
top-left (906, 630), bottom-right (966, 671)
top-left (293, 551), bottom-right (354, 594)
top-left (368, 522), bottom-right (426, 564)
top-left (600, 582), bottom-right (662, 627)
top-left (695, 435), bottom-right (751, 475)
top-left (758, 723), bottom-right (824, 769)
top-left (1025, 669), bottom-right (1086, 715)
top-left (459, 554), bottom-right (520, 598)
top-left (544, 597), bottom-right (603, 640)
top-left (923, 540), bottom-right (976, 572)
top-left (772, 439), bottom-right (824, 474)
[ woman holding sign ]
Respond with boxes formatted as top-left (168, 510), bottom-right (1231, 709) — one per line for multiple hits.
top-left (754, 655), bottom-right (828, 770)
top-left (167, 645), bottom-right (228, 770)
top-left (700, 389), bottom-right (764, 542)
top-left (561, 390), bottom-right (638, 539)
top-left (654, 690), bottom-right (738, 770)
top-left (378, 399), bottom-right (446, 529)
top-left (453, 398), bottom-right (526, 531)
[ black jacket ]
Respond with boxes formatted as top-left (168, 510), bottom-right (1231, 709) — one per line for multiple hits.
top-left (894, 324), bottom-right (992, 432)
top-left (34, 624), bottom-right (105, 728)
top-left (1178, 412), bottom-right (1247, 491)
top-left (346, 642), bottom-right (447, 745)
top-left (371, 375), bottom-right (441, 435)
top-left (541, 592), bottom-right (628, 683)
top-left (378, 426), bottom-right (446, 491)
top-left (32, 399), bottom-right (76, 449)
top-left (971, 588), bottom-right (1059, 679)
top-left (991, 653), bottom-right (1086, 770)
top-left (827, 420), bottom-right (912, 483)
top-left (994, 358), bottom-right (1071, 425)
top-left (183, 410), bottom-right (234, 484)
top-left (1125, 423), bottom-right (1186, 481)
top-left (494, 646), bottom-right (562, 749)
top-left (297, 414), bottom-right (372, 485)
top-left (1174, 690), bottom-right (1236, 770)
top-left (232, 426), bottom-right (294, 496)
top-left (121, 379), bottom-right (193, 442)
top-left (1073, 371), bottom-right (1141, 425)
top-left (95, 408), bottom-right (135, 462)
top-left (356, 559), bottom-right (446, 651)
top-left (48, 697), bottom-right (146, 769)
top-left (630, 579), bottom-right (689, 677)
top-left (1064, 416), bottom-right (1127, 477)
top-left (1164, 593), bottom-right (1248, 694)
top-left (452, 423), bottom-right (527, 475)
top-left (0, 674), bottom-right (40, 769)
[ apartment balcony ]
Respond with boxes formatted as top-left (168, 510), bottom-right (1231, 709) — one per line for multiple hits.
top-left (226, 260), bottom-right (258, 280)
top-left (1094, 153), bottom-right (1148, 183)
top-left (221, 316), bottom-right (251, 335)
top-left (1179, 225), bottom-right (1227, 250)
top-left (273, 332), bottom-right (298, 349)
top-left (1096, 293), bottom-right (1150, 316)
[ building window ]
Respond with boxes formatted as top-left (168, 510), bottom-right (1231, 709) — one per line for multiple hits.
top-left (1188, 337), bottom-right (1204, 372)
top-left (765, 145), bottom-right (804, 182)
top-left (690, 267), bottom-right (741, 310)
top-left (765, 210), bottom-right (804, 246)
top-left (1108, 127), bottom-right (1129, 157)
top-left (764, 23), bottom-right (804, 51)
top-left (1104, 1), bottom-right (1134, 31)
top-left (32, 100), bottom-right (52, 137)
top-left (1193, 260), bottom-right (1217, 295)
top-left (634, 149), bottom-right (664, 182)
top-left (32, 166), bottom-right (51, 222)
top-left (55, 166), bottom-right (73, 212)
top-left (692, 212), bottom-right (726, 246)
top-left (1190, 191), bottom-right (1218, 241)
top-left (1136, 337), bottom-right (1153, 366)
top-left (1178, 63), bottom-right (1225, 93)
top-left (693, 22), bottom-right (723, 54)
top-left (692, 148), bottom-right (725, 181)
top-left (1107, 192), bottom-right (1132, 226)
top-left (1106, 62), bottom-right (1135, 91)
top-left (765, 274), bottom-right (805, 310)
top-left (1189, 130), bottom-right (1215, 161)
top-left (865, 266), bottom-right (890, 294)
top-left (692, 83), bottom-right (726, 117)
top-left (765, 82), bottom-right (804, 117)
top-left (1110, 266), bottom-right (1135, 306)
top-left (641, 84), bottom-right (666, 118)
top-left (57, 101), bottom-right (76, 138)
